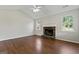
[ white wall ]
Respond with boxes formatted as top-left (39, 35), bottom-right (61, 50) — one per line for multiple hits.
top-left (0, 10), bottom-right (34, 41)
top-left (36, 9), bottom-right (79, 43)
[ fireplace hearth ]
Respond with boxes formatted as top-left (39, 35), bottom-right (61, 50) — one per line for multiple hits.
top-left (43, 26), bottom-right (55, 38)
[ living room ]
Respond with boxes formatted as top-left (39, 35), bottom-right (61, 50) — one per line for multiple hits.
top-left (0, 5), bottom-right (79, 54)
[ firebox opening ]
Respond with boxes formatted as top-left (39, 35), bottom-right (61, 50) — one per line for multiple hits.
top-left (43, 26), bottom-right (55, 38)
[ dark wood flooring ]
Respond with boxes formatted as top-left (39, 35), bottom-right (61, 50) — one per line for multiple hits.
top-left (0, 35), bottom-right (79, 54)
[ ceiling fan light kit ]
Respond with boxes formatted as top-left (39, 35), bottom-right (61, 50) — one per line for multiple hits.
top-left (32, 5), bottom-right (41, 12)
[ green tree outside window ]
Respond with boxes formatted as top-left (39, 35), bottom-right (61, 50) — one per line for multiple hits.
top-left (63, 16), bottom-right (73, 31)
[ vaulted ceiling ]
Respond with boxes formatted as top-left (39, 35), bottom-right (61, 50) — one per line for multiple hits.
top-left (0, 5), bottom-right (79, 18)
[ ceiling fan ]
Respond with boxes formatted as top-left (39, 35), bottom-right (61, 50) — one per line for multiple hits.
top-left (32, 5), bottom-right (41, 12)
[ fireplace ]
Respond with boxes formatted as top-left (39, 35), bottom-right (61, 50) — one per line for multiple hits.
top-left (43, 26), bottom-right (55, 38)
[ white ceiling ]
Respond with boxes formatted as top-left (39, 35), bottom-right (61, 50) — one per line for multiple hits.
top-left (0, 5), bottom-right (79, 18)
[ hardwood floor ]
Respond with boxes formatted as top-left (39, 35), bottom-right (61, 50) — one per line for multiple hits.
top-left (0, 35), bottom-right (79, 54)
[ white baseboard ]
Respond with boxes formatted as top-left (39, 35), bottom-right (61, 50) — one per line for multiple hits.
top-left (0, 35), bottom-right (79, 44)
top-left (0, 34), bottom-right (33, 41)
top-left (57, 38), bottom-right (79, 43)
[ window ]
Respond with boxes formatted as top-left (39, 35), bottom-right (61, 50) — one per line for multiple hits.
top-left (36, 19), bottom-right (41, 30)
top-left (62, 16), bottom-right (74, 31)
